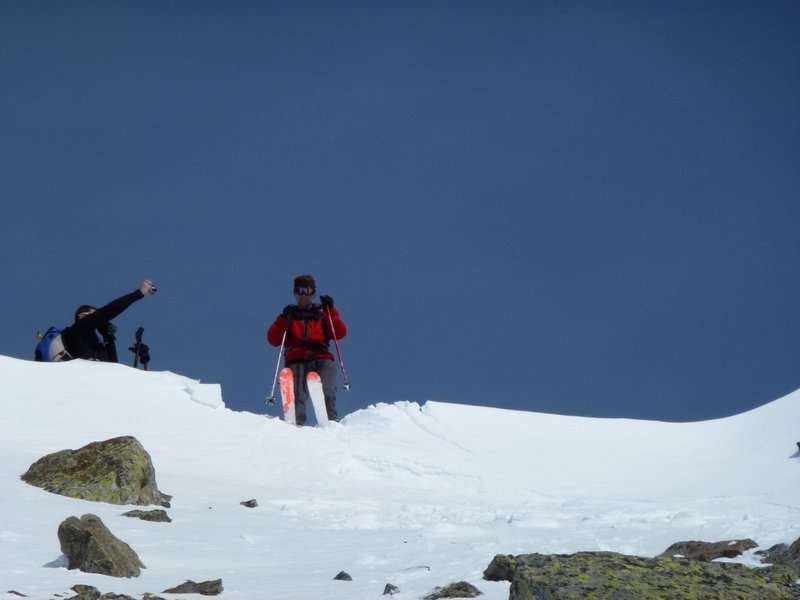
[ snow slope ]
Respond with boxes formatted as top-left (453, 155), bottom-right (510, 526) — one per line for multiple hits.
top-left (1, 355), bottom-right (799, 599)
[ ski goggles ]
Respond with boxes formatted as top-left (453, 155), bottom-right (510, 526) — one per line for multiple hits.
top-left (294, 286), bottom-right (316, 297)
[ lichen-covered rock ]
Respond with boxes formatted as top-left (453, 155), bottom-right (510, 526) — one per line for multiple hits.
top-left (65, 585), bottom-right (101, 600)
top-left (507, 551), bottom-right (800, 599)
top-left (483, 554), bottom-right (516, 581)
top-left (122, 509), bottom-right (171, 523)
top-left (162, 579), bottom-right (223, 595)
top-left (423, 581), bottom-right (483, 599)
top-left (21, 436), bottom-right (169, 506)
top-left (58, 514), bottom-right (144, 578)
top-left (660, 538), bottom-right (758, 561)
top-left (65, 585), bottom-right (138, 599)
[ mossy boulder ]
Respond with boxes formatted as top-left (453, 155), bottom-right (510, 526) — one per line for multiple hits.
top-left (483, 554), bottom-right (516, 582)
top-left (58, 514), bottom-right (144, 578)
top-left (423, 581), bottom-right (482, 599)
top-left (122, 509), bottom-right (171, 522)
top-left (504, 551), bottom-right (800, 599)
top-left (66, 583), bottom-right (138, 599)
top-left (161, 579), bottom-right (223, 595)
top-left (21, 436), bottom-right (169, 506)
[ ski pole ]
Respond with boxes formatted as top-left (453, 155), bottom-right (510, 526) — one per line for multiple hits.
top-left (266, 319), bottom-right (290, 405)
top-left (129, 327), bottom-right (150, 370)
top-left (324, 305), bottom-right (351, 390)
top-left (130, 327), bottom-right (143, 369)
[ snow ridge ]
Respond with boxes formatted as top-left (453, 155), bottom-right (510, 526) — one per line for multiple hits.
top-left (1, 355), bottom-right (799, 599)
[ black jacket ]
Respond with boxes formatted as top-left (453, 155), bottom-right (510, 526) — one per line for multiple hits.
top-left (61, 290), bottom-right (144, 361)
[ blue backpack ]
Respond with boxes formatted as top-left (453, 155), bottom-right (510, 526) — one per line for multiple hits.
top-left (35, 327), bottom-right (72, 362)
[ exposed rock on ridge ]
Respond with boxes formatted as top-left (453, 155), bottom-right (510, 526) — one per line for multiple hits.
top-left (58, 514), bottom-right (144, 578)
top-left (21, 436), bottom-right (170, 507)
top-left (485, 551), bottom-right (800, 599)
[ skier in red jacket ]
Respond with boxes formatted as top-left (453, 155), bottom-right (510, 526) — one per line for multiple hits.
top-left (267, 274), bottom-right (347, 425)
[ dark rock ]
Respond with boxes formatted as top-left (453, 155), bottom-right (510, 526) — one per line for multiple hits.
top-left (240, 499), bottom-right (258, 508)
top-left (423, 581), bottom-right (482, 599)
top-left (7, 592), bottom-right (27, 597)
top-left (333, 571), bottom-right (352, 581)
top-left (21, 436), bottom-right (170, 507)
top-left (142, 594), bottom-right (167, 600)
top-left (757, 537), bottom-right (800, 576)
top-left (122, 509), bottom-right (171, 523)
top-left (65, 585), bottom-right (100, 600)
top-left (506, 551), bottom-right (799, 600)
top-left (483, 554), bottom-right (516, 581)
top-left (162, 579), bottom-right (223, 595)
top-left (57, 514), bottom-right (144, 578)
top-left (660, 538), bottom-right (758, 561)
top-left (64, 584), bottom-right (138, 599)
top-left (383, 583), bottom-right (400, 595)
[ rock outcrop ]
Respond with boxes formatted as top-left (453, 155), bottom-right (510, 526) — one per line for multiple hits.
top-left (660, 538), bottom-right (758, 561)
top-left (21, 436), bottom-right (170, 506)
top-left (161, 579), bottom-right (223, 595)
top-left (423, 581), bottom-right (483, 599)
top-left (758, 537), bottom-right (800, 575)
top-left (58, 514), bottom-right (144, 578)
top-left (492, 551), bottom-right (799, 599)
top-left (66, 584), bottom-right (138, 599)
top-left (122, 509), bottom-right (171, 523)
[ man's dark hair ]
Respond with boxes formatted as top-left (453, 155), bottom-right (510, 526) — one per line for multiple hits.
top-left (74, 304), bottom-right (96, 321)
top-left (293, 274), bottom-right (316, 291)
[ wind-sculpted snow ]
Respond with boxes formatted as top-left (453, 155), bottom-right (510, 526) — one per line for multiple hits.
top-left (1, 354), bottom-right (799, 599)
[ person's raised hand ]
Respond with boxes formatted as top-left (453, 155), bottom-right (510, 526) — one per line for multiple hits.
top-left (139, 280), bottom-right (157, 295)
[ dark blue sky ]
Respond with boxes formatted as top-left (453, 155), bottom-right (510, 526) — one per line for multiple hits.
top-left (2, 2), bottom-right (798, 422)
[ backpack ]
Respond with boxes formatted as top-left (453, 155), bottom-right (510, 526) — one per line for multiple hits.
top-left (35, 327), bottom-right (72, 362)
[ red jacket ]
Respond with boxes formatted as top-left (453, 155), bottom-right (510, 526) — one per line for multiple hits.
top-left (267, 304), bottom-right (347, 364)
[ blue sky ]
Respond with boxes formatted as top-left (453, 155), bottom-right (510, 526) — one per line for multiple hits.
top-left (2, 1), bottom-right (798, 422)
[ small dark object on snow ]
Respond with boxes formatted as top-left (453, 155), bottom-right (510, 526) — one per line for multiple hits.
top-left (383, 583), bottom-right (400, 595)
top-left (240, 499), bottom-right (258, 508)
top-left (7, 592), bottom-right (27, 598)
top-left (334, 571), bottom-right (352, 581)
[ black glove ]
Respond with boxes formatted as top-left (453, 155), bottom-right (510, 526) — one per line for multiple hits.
top-left (320, 295), bottom-right (334, 308)
top-left (281, 305), bottom-right (295, 319)
top-left (100, 322), bottom-right (117, 341)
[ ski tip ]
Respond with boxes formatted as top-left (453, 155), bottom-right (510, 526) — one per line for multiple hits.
top-left (307, 371), bottom-right (321, 382)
